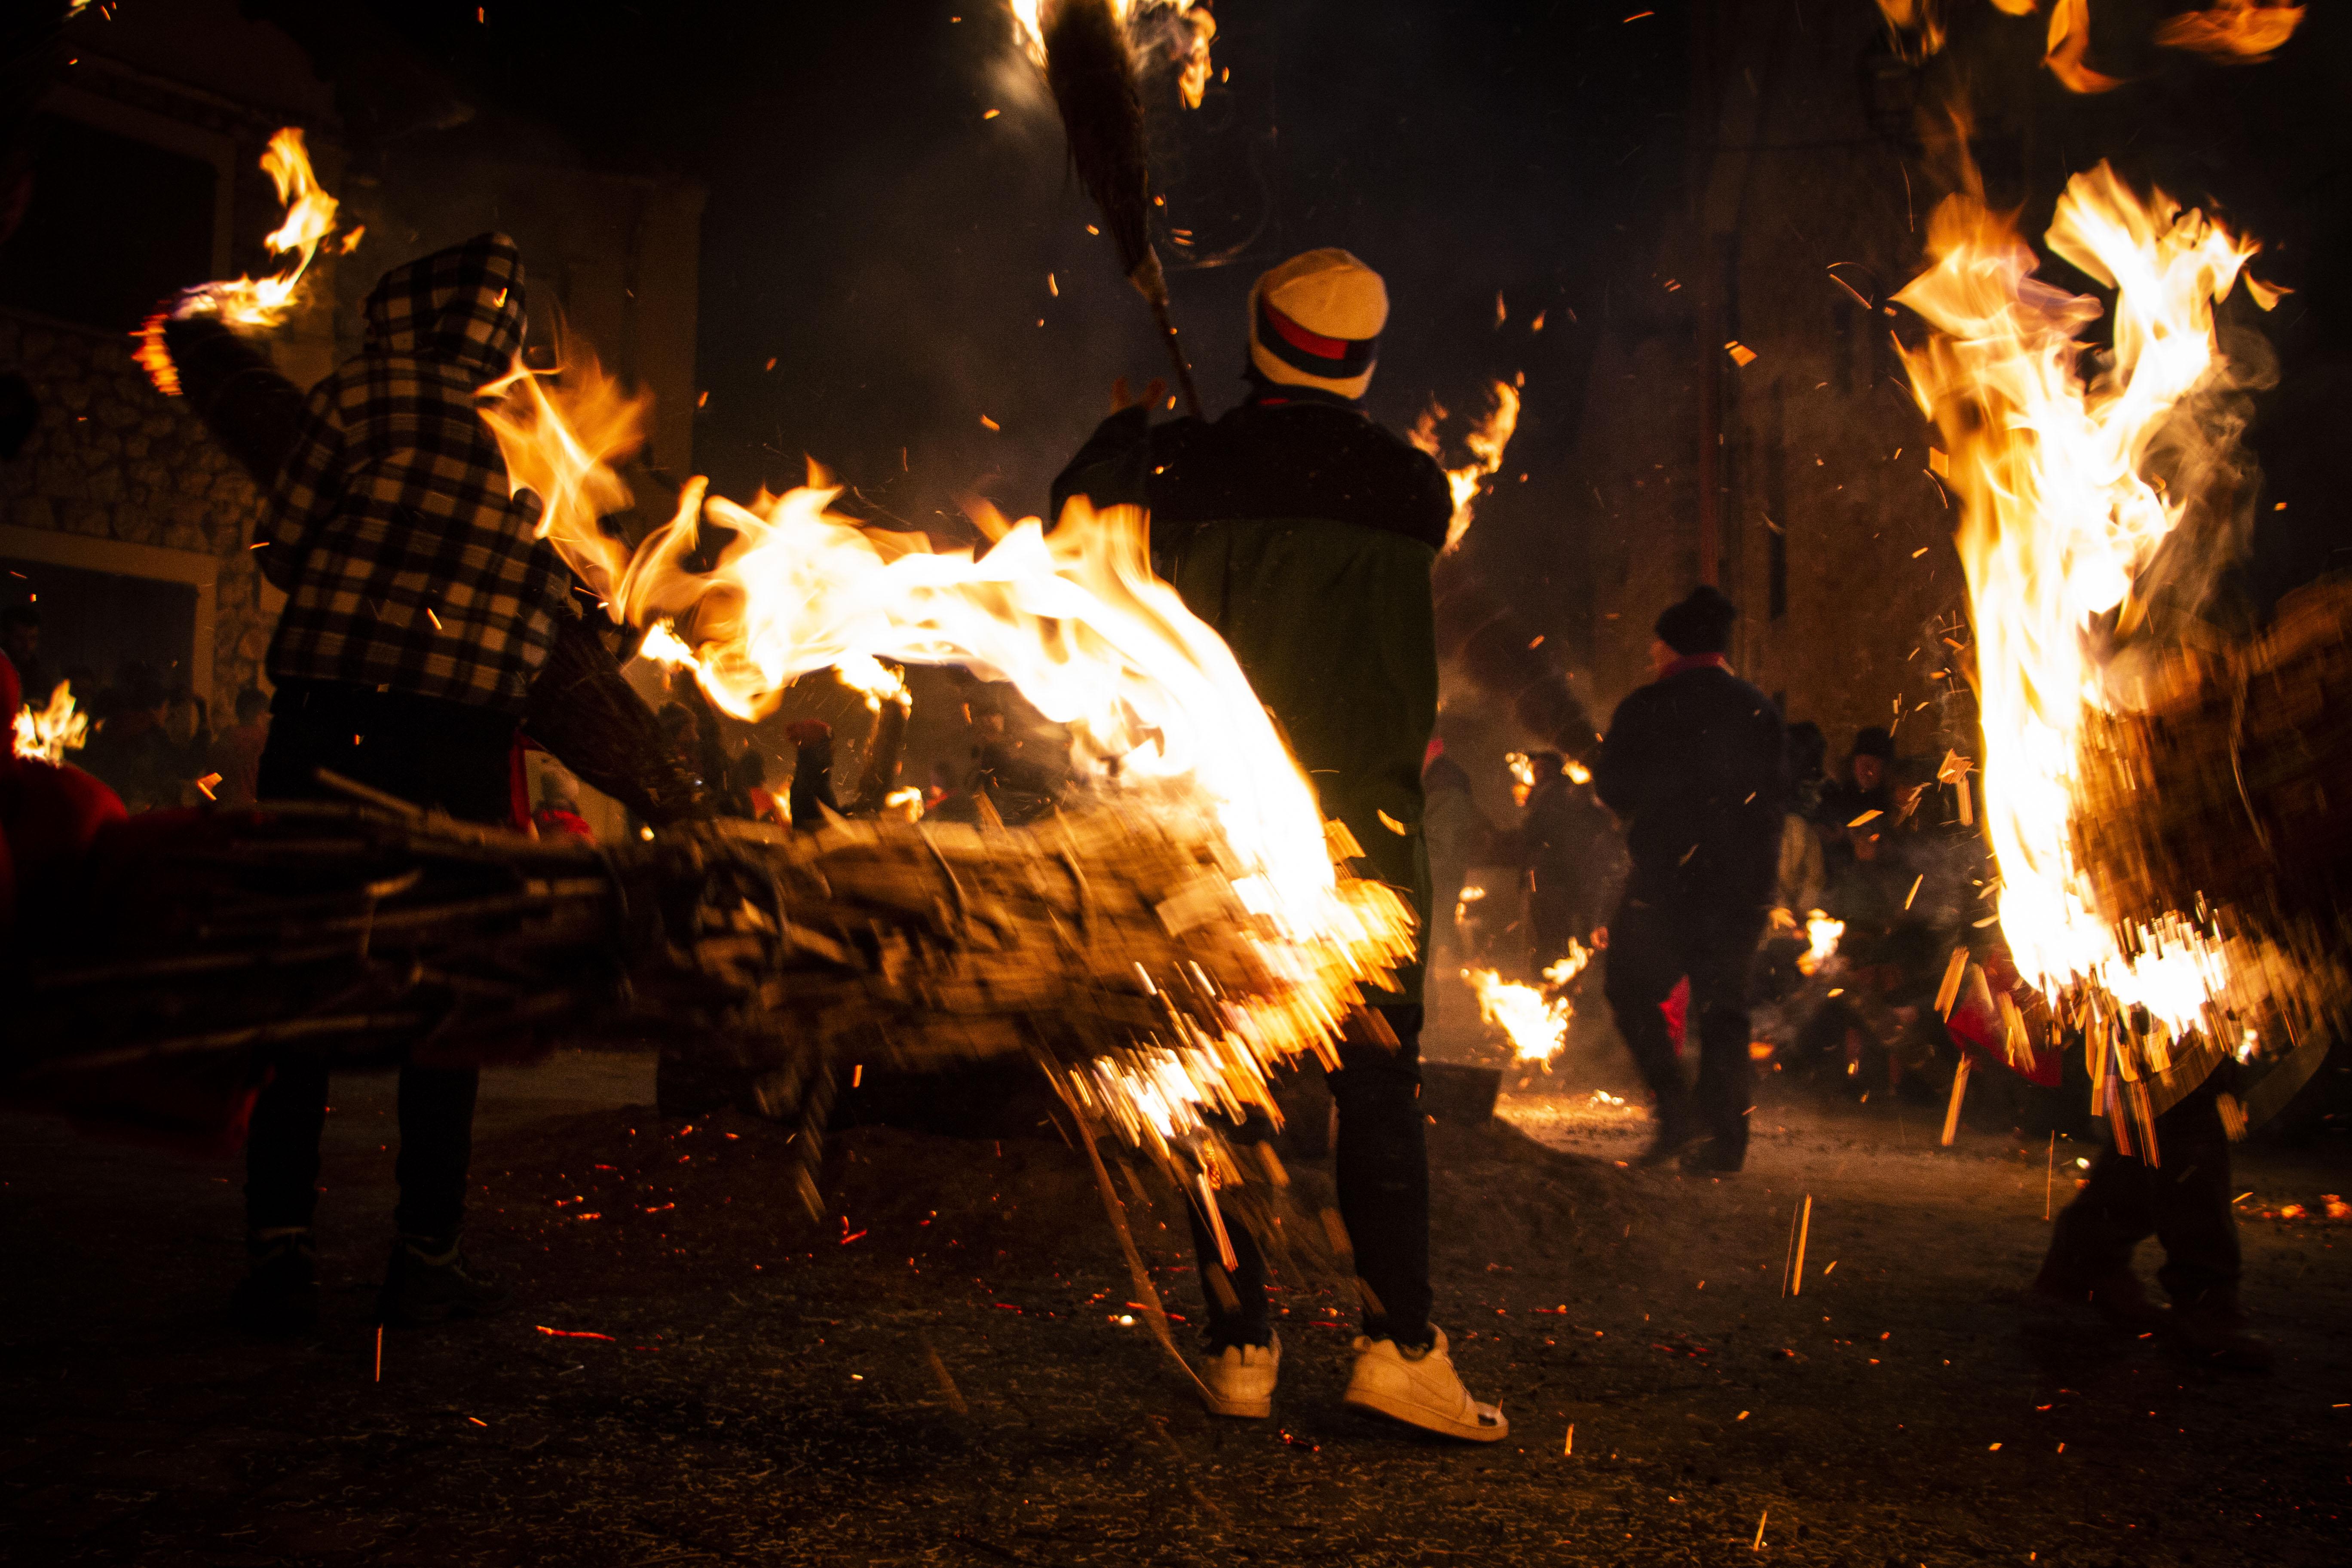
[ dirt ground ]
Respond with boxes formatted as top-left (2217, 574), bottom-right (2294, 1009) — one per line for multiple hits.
top-left (4, 984), bottom-right (2349, 1568)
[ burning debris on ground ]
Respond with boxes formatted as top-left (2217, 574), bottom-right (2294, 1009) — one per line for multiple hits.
top-left (4, 0), bottom-right (2351, 1563)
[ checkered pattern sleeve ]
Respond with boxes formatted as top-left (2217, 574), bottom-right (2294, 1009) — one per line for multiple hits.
top-left (254, 379), bottom-right (346, 592)
top-left (260, 355), bottom-right (573, 713)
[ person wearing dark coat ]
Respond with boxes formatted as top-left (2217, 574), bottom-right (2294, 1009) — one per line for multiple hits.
top-left (1593, 586), bottom-right (1787, 1172)
top-left (1052, 248), bottom-right (1505, 1441)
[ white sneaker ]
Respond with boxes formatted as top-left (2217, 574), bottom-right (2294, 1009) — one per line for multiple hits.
top-left (1343, 1326), bottom-right (1507, 1442)
top-left (1197, 1332), bottom-right (1280, 1418)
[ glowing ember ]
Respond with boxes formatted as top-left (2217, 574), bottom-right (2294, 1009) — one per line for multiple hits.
top-left (1895, 163), bottom-right (2259, 1037)
top-left (12, 680), bottom-right (88, 763)
top-left (1410, 378), bottom-right (1522, 550)
top-left (135, 129), bottom-right (358, 395)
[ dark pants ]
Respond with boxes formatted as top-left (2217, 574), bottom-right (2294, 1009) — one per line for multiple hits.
top-left (1188, 1005), bottom-right (1431, 1351)
top-left (1603, 892), bottom-right (1767, 1156)
top-left (244, 679), bottom-right (518, 1242)
top-left (2049, 1066), bottom-right (2241, 1305)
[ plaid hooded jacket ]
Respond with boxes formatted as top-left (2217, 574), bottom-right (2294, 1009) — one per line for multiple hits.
top-left (257, 233), bottom-right (569, 713)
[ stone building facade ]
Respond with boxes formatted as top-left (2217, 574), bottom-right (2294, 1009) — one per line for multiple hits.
top-left (2, 0), bottom-right (701, 737)
top-left (1567, 5), bottom-right (2031, 766)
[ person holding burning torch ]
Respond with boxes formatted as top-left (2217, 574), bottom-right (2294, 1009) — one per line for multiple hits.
top-left (198, 234), bottom-right (552, 1334)
top-left (1052, 248), bottom-right (1505, 1441)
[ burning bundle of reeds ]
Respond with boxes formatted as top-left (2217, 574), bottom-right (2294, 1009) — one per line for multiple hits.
top-left (12, 792), bottom-right (1390, 1206)
top-left (2075, 576), bottom-right (2352, 930)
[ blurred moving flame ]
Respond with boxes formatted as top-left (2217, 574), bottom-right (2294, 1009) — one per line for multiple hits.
top-left (2154, 1), bottom-right (2305, 62)
top-left (1894, 163), bottom-right (2258, 1034)
top-left (136, 129), bottom-right (358, 395)
top-left (478, 339), bottom-right (1416, 1155)
top-left (1799, 910), bottom-right (1844, 977)
top-left (12, 681), bottom-right (87, 763)
top-left (1410, 378), bottom-right (1522, 550)
top-left (1466, 940), bottom-right (1592, 1063)
top-left (1007, 0), bottom-right (1219, 107)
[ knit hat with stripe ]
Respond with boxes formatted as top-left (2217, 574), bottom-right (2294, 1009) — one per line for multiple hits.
top-left (1248, 248), bottom-right (1387, 402)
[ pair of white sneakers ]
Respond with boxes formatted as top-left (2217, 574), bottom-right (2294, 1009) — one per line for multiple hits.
top-left (1199, 1327), bottom-right (1508, 1442)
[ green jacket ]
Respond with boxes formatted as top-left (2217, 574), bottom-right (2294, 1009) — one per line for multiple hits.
top-left (1052, 391), bottom-right (1452, 1002)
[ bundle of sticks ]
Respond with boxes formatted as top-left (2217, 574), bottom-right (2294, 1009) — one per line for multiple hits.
top-left (2069, 575), bottom-right (2352, 1119)
top-left (2075, 576), bottom-right (2352, 930)
top-left (11, 789), bottom-right (1380, 1208)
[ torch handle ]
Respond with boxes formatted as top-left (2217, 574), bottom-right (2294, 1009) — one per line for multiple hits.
top-left (1148, 292), bottom-right (1205, 421)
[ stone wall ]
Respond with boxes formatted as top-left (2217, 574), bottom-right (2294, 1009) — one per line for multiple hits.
top-left (0, 307), bottom-right (276, 718)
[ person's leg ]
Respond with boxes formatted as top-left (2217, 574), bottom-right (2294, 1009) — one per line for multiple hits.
top-left (2144, 1071), bottom-right (2263, 1367)
top-left (244, 1055), bottom-right (331, 1231)
top-left (1331, 1004), bottom-right (1431, 1348)
top-left (235, 1054), bottom-right (331, 1331)
top-left (1184, 1187), bottom-right (1271, 1349)
top-left (1689, 905), bottom-right (1768, 1167)
top-left (1602, 897), bottom-right (1693, 1154)
top-left (2037, 1109), bottom-right (2167, 1330)
top-left (392, 1063), bottom-right (480, 1242)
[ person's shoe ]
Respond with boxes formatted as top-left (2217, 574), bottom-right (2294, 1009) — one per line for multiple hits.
top-left (2169, 1289), bottom-right (2272, 1373)
top-left (231, 1227), bottom-right (318, 1335)
top-left (1635, 1116), bottom-right (1700, 1168)
top-left (2031, 1253), bottom-right (2168, 1333)
top-left (1197, 1332), bottom-right (1280, 1418)
top-left (1678, 1138), bottom-right (1746, 1174)
top-left (377, 1234), bottom-right (509, 1328)
top-left (1343, 1326), bottom-right (1508, 1442)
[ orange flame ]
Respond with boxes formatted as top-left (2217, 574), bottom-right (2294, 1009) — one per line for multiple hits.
top-left (478, 343), bottom-right (1417, 1151)
top-left (1007, 1), bottom-right (1219, 107)
top-left (1894, 163), bottom-right (2257, 1032)
top-left (136, 128), bottom-right (355, 395)
top-left (12, 680), bottom-right (88, 763)
top-left (1465, 941), bottom-right (1591, 1063)
top-left (1410, 377), bottom-right (1522, 551)
top-left (2154, 1), bottom-right (2305, 61)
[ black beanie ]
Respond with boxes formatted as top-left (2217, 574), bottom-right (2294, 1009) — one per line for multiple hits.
top-left (1852, 725), bottom-right (1895, 760)
top-left (1655, 585), bottom-right (1736, 655)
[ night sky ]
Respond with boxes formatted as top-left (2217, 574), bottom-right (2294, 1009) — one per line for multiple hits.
top-left (342, 0), bottom-right (1689, 643)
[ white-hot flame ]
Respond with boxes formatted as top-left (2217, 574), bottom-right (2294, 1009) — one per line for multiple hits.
top-left (1894, 163), bottom-right (2259, 1032)
top-left (1411, 378), bottom-right (1522, 550)
top-left (1800, 910), bottom-right (1844, 977)
top-left (136, 129), bottom-right (358, 395)
top-left (12, 680), bottom-right (87, 763)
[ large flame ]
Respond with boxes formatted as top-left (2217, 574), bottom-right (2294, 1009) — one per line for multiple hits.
top-left (136, 129), bottom-right (359, 396)
top-left (1007, 0), bottom-right (1219, 107)
top-left (1410, 378), bottom-right (1522, 551)
top-left (479, 343), bottom-right (1416, 1150)
top-left (1465, 941), bottom-right (1591, 1064)
top-left (12, 680), bottom-right (88, 764)
top-left (1894, 163), bottom-right (2260, 1034)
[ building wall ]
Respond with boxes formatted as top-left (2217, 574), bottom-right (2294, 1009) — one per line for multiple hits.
top-left (3, 8), bottom-right (701, 741)
top-left (1573, 5), bottom-right (1986, 766)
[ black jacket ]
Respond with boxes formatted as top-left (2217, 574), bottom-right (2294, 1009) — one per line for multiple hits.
top-left (1593, 660), bottom-right (1788, 909)
top-left (1050, 389), bottom-right (1452, 1000)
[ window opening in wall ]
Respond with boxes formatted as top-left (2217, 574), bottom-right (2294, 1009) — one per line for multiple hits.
top-left (0, 114), bottom-right (215, 332)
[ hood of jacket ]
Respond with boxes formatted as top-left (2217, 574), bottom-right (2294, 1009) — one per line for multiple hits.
top-left (362, 231), bottom-right (526, 377)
